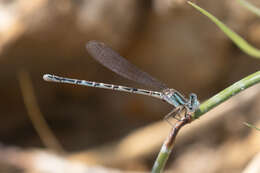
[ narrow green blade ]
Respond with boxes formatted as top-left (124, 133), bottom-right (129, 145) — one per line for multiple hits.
top-left (237, 0), bottom-right (260, 17)
top-left (244, 122), bottom-right (260, 131)
top-left (188, 1), bottom-right (260, 59)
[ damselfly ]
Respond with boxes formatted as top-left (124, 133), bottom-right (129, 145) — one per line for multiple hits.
top-left (43, 41), bottom-right (200, 124)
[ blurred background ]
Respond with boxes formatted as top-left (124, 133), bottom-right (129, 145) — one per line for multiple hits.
top-left (0, 0), bottom-right (260, 172)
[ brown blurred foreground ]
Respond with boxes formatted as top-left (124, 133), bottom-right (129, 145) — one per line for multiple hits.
top-left (1, 84), bottom-right (260, 172)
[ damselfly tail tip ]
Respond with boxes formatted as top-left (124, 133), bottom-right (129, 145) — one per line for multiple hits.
top-left (86, 40), bottom-right (105, 51)
top-left (43, 74), bottom-right (54, 82)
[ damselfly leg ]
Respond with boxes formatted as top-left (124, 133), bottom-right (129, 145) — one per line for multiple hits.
top-left (164, 108), bottom-right (180, 126)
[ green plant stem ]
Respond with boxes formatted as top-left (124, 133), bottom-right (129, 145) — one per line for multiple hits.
top-left (151, 71), bottom-right (260, 173)
top-left (236, 0), bottom-right (260, 17)
top-left (188, 1), bottom-right (260, 59)
top-left (151, 118), bottom-right (189, 173)
top-left (193, 71), bottom-right (260, 119)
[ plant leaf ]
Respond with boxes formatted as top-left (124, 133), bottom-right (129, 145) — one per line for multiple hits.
top-left (188, 1), bottom-right (260, 59)
top-left (244, 122), bottom-right (260, 131)
top-left (237, 0), bottom-right (260, 17)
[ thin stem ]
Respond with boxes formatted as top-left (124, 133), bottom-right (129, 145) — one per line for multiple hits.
top-left (244, 122), bottom-right (260, 131)
top-left (18, 70), bottom-right (65, 153)
top-left (151, 71), bottom-right (260, 173)
top-left (193, 71), bottom-right (260, 119)
top-left (151, 117), bottom-right (191, 173)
